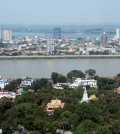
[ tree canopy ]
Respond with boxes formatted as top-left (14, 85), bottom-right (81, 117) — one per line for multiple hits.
top-left (1, 70), bottom-right (120, 133)
top-left (67, 70), bottom-right (85, 80)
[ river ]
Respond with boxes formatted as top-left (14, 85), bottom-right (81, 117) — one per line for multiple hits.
top-left (0, 58), bottom-right (120, 78)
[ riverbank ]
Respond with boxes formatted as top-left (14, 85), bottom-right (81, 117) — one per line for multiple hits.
top-left (0, 55), bottom-right (120, 59)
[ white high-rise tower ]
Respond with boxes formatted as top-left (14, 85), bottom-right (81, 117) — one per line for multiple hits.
top-left (1, 29), bottom-right (12, 43)
top-left (115, 28), bottom-right (120, 40)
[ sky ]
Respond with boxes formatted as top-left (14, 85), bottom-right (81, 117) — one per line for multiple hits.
top-left (0, 0), bottom-right (120, 25)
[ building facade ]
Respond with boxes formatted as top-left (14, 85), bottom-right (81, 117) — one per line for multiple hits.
top-left (100, 31), bottom-right (108, 46)
top-left (70, 78), bottom-right (97, 88)
top-left (53, 28), bottom-right (61, 39)
top-left (1, 28), bottom-right (12, 43)
top-left (115, 28), bottom-right (120, 40)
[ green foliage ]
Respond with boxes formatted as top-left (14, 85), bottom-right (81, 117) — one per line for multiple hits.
top-left (51, 72), bottom-right (67, 83)
top-left (117, 73), bottom-right (120, 77)
top-left (51, 72), bottom-right (58, 84)
top-left (32, 78), bottom-right (48, 91)
top-left (97, 77), bottom-right (116, 90)
top-left (5, 78), bottom-right (22, 92)
top-left (75, 103), bottom-right (99, 122)
top-left (67, 70), bottom-right (85, 80)
top-left (73, 120), bottom-right (96, 134)
top-left (57, 74), bottom-right (67, 83)
top-left (0, 97), bottom-right (13, 113)
top-left (85, 69), bottom-right (96, 79)
top-left (30, 131), bottom-right (40, 134)
top-left (95, 126), bottom-right (112, 134)
top-left (15, 91), bottom-right (41, 105)
top-left (1, 71), bottom-right (120, 133)
top-left (112, 120), bottom-right (120, 134)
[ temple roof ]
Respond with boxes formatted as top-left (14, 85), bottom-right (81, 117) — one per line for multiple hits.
top-left (46, 99), bottom-right (65, 109)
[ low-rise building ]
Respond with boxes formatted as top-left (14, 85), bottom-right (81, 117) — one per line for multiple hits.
top-left (46, 99), bottom-right (65, 113)
top-left (20, 79), bottom-right (34, 87)
top-left (16, 88), bottom-right (26, 95)
top-left (115, 87), bottom-right (120, 93)
top-left (0, 90), bottom-right (16, 99)
top-left (0, 79), bottom-right (9, 89)
top-left (53, 83), bottom-right (70, 89)
top-left (70, 78), bottom-right (97, 88)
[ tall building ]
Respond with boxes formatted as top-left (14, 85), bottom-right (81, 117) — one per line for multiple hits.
top-left (1, 29), bottom-right (12, 43)
top-left (53, 28), bottom-right (61, 39)
top-left (0, 28), bottom-right (2, 41)
top-left (100, 32), bottom-right (108, 46)
top-left (47, 39), bottom-right (56, 55)
top-left (115, 28), bottom-right (120, 40)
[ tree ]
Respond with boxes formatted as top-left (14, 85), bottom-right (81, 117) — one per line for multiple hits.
top-left (73, 120), bottom-right (96, 134)
top-left (32, 78), bottom-right (48, 91)
top-left (117, 73), bottom-right (120, 77)
top-left (0, 98), bottom-right (13, 128)
top-left (112, 120), bottom-right (120, 134)
top-left (5, 78), bottom-right (22, 92)
top-left (30, 131), bottom-right (40, 134)
top-left (97, 77), bottom-right (116, 90)
top-left (85, 69), bottom-right (96, 79)
top-left (15, 92), bottom-right (40, 104)
top-left (0, 97), bottom-right (13, 113)
top-left (57, 111), bottom-right (72, 131)
top-left (4, 103), bottom-right (39, 130)
top-left (67, 70), bottom-right (85, 80)
top-left (57, 74), bottom-right (67, 83)
top-left (75, 103), bottom-right (99, 122)
top-left (95, 126), bottom-right (112, 134)
top-left (51, 72), bottom-right (58, 84)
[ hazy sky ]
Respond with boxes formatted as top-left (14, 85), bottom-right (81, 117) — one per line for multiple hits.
top-left (0, 0), bottom-right (120, 25)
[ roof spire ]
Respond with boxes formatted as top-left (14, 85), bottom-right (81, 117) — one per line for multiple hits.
top-left (80, 87), bottom-right (89, 103)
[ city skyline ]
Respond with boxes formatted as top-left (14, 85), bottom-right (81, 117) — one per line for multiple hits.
top-left (0, 0), bottom-right (120, 25)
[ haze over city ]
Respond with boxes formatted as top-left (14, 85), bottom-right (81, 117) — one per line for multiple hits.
top-left (0, 0), bottom-right (120, 25)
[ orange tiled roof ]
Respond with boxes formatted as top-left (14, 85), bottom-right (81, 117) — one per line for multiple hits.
top-left (116, 87), bottom-right (120, 93)
top-left (46, 99), bottom-right (65, 112)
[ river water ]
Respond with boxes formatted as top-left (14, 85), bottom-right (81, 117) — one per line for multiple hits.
top-left (0, 58), bottom-right (120, 78)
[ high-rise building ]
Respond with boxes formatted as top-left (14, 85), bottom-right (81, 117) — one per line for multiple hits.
top-left (1, 29), bottom-right (12, 43)
top-left (53, 28), bottom-right (61, 39)
top-left (100, 32), bottom-right (108, 46)
top-left (0, 28), bottom-right (2, 41)
top-left (47, 39), bottom-right (56, 55)
top-left (115, 28), bottom-right (120, 40)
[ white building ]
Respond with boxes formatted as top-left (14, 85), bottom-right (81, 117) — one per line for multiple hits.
top-left (20, 79), bottom-right (34, 87)
top-left (20, 80), bottom-right (32, 87)
top-left (115, 28), bottom-right (120, 40)
top-left (47, 39), bottom-right (56, 55)
top-left (0, 79), bottom-right (9, 89)
top-left (70, 78), bottom-right (97, 88)
top-left (53, 83), bottom-right (70, 89)
top-left (1, 29), bottom-right (12, 43)
top-left (0, 90), bottom-right (16, 99)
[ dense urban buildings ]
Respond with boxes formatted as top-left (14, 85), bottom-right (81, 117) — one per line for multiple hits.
top-left (0, 26), bottom-right (120, 56)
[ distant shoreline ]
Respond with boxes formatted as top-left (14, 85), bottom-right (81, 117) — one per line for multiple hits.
top-left (0, 55), bottom-right (120, 59)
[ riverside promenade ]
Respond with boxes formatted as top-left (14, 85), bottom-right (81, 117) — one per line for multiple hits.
top-left (0, 55), bottom-right (120, 59)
